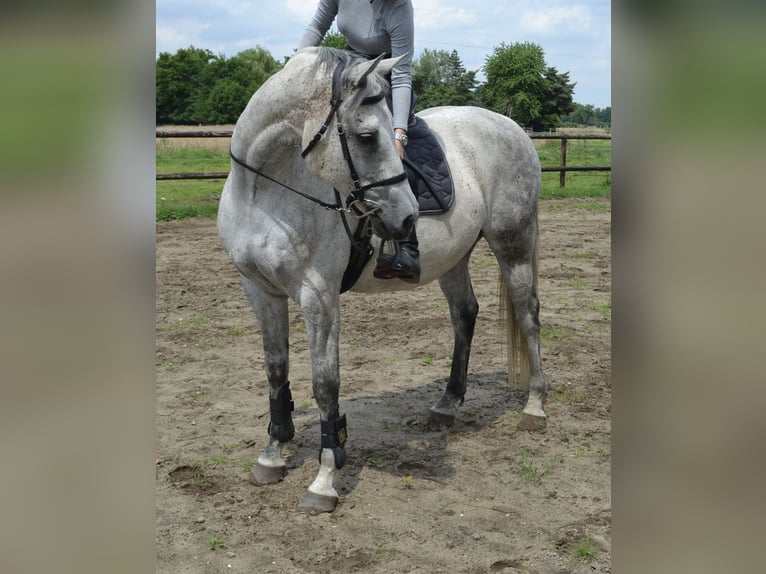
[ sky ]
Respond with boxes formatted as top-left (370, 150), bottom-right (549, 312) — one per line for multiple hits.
top-left (156, 0), bottom-right (611, 109)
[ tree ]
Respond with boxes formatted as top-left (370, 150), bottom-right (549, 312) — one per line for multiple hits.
top-left (233, 47), bottom-right (283, 90)
top-left (321, 29), bottom-right (347, 50)
top-left (412, 49), bottom-right (479, 110)
top-left (156, 46), bottom-right (282, 125)
top-left (561, 103), bottom-right (597, 126)
top-left (539, 67), bottom-right (575, 130)
top-left (595, 106), bottom-right (611, 124)
top-left (156, 46), bottom-right (216, 124)
top-left (481, 42), bottom-right (575, 131)
top-left (482, 42), bottom-right (546, 126)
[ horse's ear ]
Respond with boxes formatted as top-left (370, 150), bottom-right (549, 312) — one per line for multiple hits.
top-left (355, 54), bottom-right (405, 87)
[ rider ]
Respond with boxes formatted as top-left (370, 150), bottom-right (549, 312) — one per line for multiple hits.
top-left (298, 0), bottom-right (421, 283)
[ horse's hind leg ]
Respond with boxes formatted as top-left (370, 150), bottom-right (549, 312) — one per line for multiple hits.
top-left (498, 253), bottom-right (548, 431)
top-left (430, 254), bottom-right (479, 426)
top-left (240, 277), bottom-right (295, 484)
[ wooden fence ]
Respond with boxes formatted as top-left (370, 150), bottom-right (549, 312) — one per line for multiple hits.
top-left (156, 130), bottom-right (611, 188)
top-left (529, 134), bottom-right (611, 187)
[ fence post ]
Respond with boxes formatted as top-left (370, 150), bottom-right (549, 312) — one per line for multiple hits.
top-left (560, 138), bottom-right (568, 188)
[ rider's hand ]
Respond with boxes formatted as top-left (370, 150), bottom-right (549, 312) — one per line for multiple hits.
top-left (394, 129), bottom-right (407, 160)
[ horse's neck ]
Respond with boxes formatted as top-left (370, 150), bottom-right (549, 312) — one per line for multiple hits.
top-left (232, 59), bottom-right (325, 169)
top-left (230, 59), bottom-right (344, 241)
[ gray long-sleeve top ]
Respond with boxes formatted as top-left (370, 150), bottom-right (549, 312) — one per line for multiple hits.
top-left (298, 0), bottom-right (414, 132)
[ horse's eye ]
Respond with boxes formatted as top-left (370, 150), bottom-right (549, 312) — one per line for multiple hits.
top-left (356, 132), bottom-right (377, 145)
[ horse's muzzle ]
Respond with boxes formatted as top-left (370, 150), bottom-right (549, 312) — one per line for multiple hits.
top-left (372, 212), bottom-right (417, 241)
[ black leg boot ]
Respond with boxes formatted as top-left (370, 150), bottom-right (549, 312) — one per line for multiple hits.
top-left (373, 225), bottom-right (421, 283)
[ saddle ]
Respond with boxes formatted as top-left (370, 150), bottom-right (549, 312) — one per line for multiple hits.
top-left (340, 117), bottom-right (454, 293)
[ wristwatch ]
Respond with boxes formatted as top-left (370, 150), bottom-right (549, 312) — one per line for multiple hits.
top-left (394, 132), bottom-right (408, 146)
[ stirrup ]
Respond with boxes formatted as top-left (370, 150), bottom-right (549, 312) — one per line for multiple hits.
top-left (373, 241), bottom-right (420, 283)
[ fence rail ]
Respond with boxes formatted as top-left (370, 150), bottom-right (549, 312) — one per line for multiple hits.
top-left (156, 130), bottom-right (611, 187)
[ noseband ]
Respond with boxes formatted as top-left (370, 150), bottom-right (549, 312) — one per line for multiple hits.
top-left (229, 60), bottom-right (407, 220)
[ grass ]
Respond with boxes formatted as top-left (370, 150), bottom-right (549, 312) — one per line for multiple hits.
top-left (575, 538), bottom-right (598, 561)
top-left (156, 131), bottom-right (610, 221)
top-left (156, 144), bottom-right (229, 221)
top-left (373, 540), bottom-right (396, 557)
top-left (196, 445), bottom-right (257, 475)
top-left (516, 449), bottom-right (564, 483)
top-left (208, 535), bottom-right (225, 551)
top-left (540, 326), bottom-right (566, 341)
top-left (168, 315), bottom-right (211, 333)
top-left (535, 138), bottom-right (611, 200)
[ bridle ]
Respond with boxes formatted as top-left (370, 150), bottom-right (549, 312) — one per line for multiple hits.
top-left (229, 60), bottom-right (407, 229)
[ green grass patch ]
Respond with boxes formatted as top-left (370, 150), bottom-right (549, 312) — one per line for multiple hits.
top-left (157, 179), bottom-right (223, 221)
top-left (537, 138), bottom-right (611, 200)
top-left (167, 315), bottom-right (212, 334)
top-left (156, 144), bottom-right (230, 172)
top-left (208, 535), bottom-right (225, 550)
top-left (540, 326), bottom-right (566, 341)
top-left (156, 146), bottom-right (228, 220)
top-left (516, 449), bottom-right (564, 483)
top-left (575, 538), bottom-right (598, 561)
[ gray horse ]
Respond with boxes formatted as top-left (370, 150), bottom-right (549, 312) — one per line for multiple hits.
top-left (218, 47), bottom-right (547, 512)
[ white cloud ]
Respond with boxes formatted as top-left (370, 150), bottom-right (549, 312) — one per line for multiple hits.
top-left (520, 6), bottom-right (592, 35)
top-left (283, 0), bottom-right (319, 22)
top-left (156, 20), bottom-right (210, 52)
top-left (414, 0), bottom-right (476, 31)
top-left (213, 0), bottom-right (255, 18)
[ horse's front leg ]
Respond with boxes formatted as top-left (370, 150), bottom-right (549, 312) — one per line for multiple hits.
top-left (297, 288), bottom-right (346, 513)
top-left (240, 278), bottom-right (295, 485)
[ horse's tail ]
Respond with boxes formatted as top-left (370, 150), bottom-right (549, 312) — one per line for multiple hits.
top-left (498, 230), bottom-right (539, 390)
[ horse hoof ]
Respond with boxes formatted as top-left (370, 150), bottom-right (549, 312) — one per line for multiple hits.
top-left (250, 463), bottom-right (286, 485)
top-left (429, 407), bottom-right (455, 427)
top-left (298, 491), bottom-right (338, 513)
top-left (517, 413), bottom-right (547, 431)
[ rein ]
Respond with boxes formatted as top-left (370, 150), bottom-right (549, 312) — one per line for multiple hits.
top-left (229, 59), bottom-right (407, 229)
top-left (228, 150), bottom-right (347, 213)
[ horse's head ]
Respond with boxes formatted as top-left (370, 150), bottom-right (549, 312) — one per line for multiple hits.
top-left (301, 49), bottom-right (418, 241)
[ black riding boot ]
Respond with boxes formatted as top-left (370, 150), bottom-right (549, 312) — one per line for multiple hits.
top-left (373, 225), bottom-right (420, 283)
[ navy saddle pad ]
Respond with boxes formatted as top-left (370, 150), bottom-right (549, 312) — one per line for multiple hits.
top-left (403, 117), bottom-right (454, 215)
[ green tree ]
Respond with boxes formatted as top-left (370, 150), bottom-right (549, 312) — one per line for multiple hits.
top-left (481, 42), bottom-right (574, 131)
top-left (156, 46), bottom-right (216, 124)
top-left (156, 46), bottom-right (282, 125)
top-left (412, 49), bottom-right (479, 110)
top-left (482, 42), bottom-right (546, 127)
top-left (321, 29), bottom-right (348, 49)
top-left (561, 103), bottom-right (597, 126)
top-left (595, 106), bottom-right (611, 124)
top-left (539, 67), bottom-right (576, 131)
top-left (233, 47), bottom-right (283, 90)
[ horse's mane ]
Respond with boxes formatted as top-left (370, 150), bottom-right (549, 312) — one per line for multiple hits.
top-left (314, 47), bottom-right (361, 72)
top-left (312, 47), bottom-right (389, 100)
